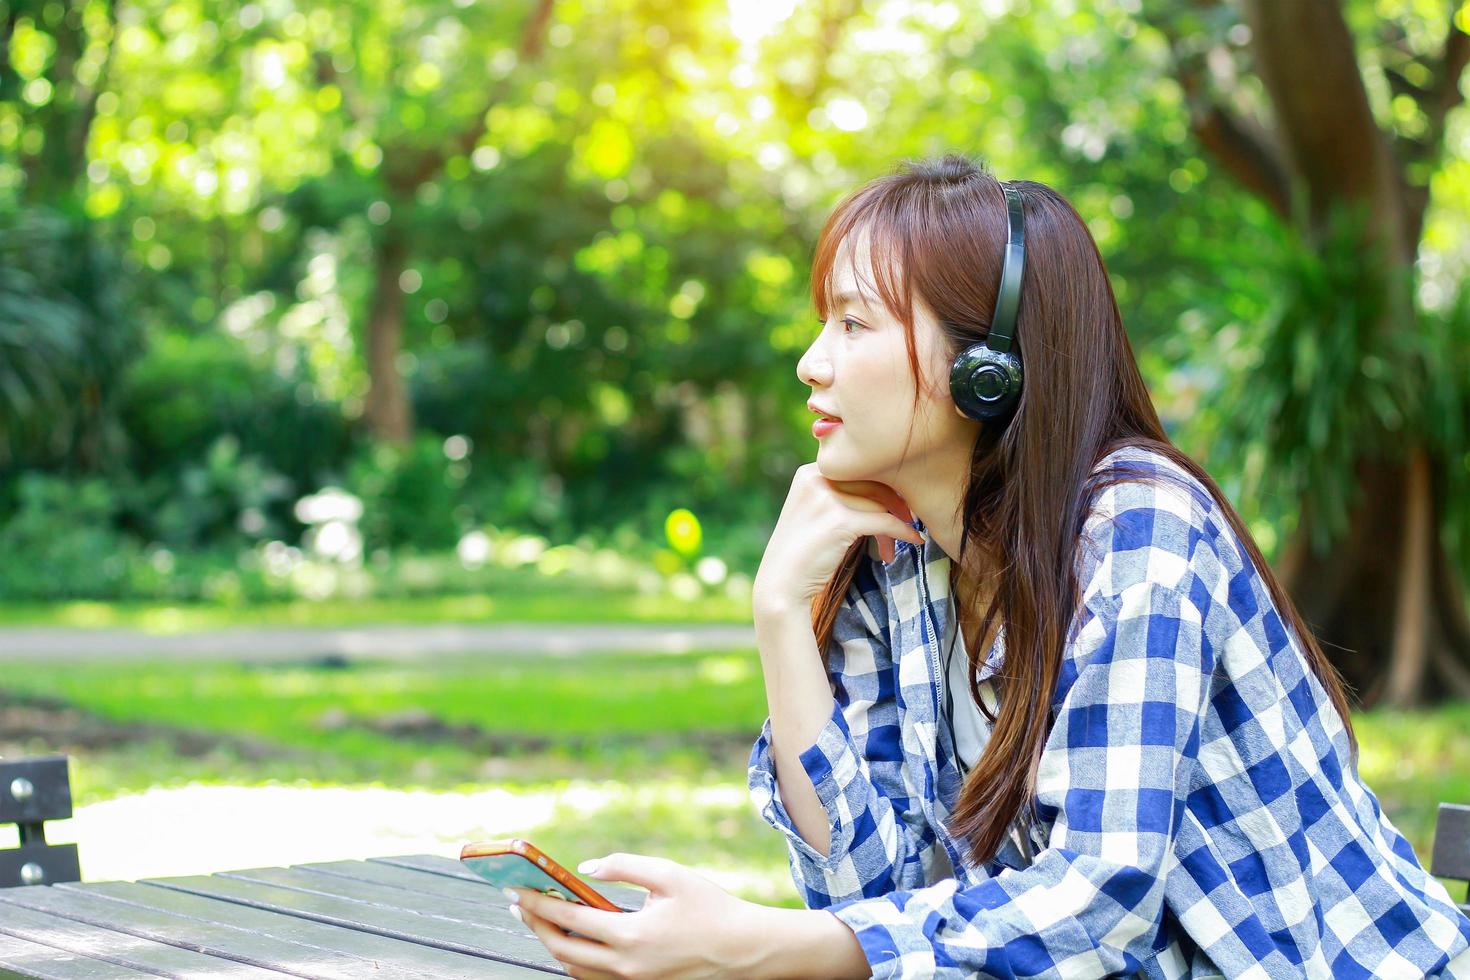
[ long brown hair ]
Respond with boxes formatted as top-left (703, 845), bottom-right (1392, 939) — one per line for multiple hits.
top-left (807, 154), bottom-right (1358, 868)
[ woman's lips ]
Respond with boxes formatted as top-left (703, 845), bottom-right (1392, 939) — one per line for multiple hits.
top-left (813, 418), bottom-right (842, 438)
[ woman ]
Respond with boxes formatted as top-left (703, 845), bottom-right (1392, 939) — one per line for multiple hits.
top-left (505, 156), bottom-right (1470, 978)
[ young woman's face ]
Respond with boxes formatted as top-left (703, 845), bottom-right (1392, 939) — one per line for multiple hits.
top-left (798, 227), bottom-right (980, 485)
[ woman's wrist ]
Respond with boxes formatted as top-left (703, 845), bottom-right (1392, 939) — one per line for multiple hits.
top-left (753, 595), bottom-right (817, 646)
top-left (752, 588), bottom-right (805, 624)
top-left (735, 903), bottom-right (871, 979)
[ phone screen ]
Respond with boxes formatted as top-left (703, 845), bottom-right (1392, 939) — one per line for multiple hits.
top-left (463, 852), bottom-right (593, 904)
top-left (461, 838), bottom-right (627, 912)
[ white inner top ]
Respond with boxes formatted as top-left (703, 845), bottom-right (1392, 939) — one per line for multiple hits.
top-left (943, 591), bottom-right (992, 773)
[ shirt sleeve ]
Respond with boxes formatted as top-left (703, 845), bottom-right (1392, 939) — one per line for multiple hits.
top-left (822, 574), bottom-right (1220, 979)
top-left (747, 557), bottom-right (943, 906)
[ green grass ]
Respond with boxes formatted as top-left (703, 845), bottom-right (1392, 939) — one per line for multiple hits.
top-left (0, 590), bottom-right (752, 630)
top-left (0, 650), bottom-right (804, 904)
top-left (0, 651), bottom-right (769, 792)
top-left (2, 653), bottom-right (1466, 909)
top-left (1351, 704), bottom-right (1470, 853)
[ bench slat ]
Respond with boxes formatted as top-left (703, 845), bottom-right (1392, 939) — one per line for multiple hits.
top-left (1431, 803), bottom-right (1470, 883)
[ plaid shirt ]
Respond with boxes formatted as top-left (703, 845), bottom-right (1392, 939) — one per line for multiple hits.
top-left (748, 445), bottom-right (1470, 978)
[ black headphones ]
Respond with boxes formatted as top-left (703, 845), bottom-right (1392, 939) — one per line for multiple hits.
top-left (943, 183), bottom-right (1024, 776)
top-left (949, 181), bottom-right (1025, 423)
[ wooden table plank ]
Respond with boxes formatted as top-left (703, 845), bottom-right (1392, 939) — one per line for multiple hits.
top-left (142, 875), bottom-right (560, 976)
top-left (221, 867), bottom-right (527, 929)
top-left (296, 860), bottom-right (537, 906)
top-left (0, 901), bottom-right (284, 979)
top-left (0, 932), bottom-right (163, 980)
top-left (92, 880), bottom-right (546, 978)
top-left (0, 857), bottom-right (600, 979)
top-left (218, 867), bottom-right (555, 964)
top-left (261, 864), bottom-right (629, 954)
top-left (41, 882), bottom-right (540, 980)
top-left (368, 855), bottom-right (647, 911)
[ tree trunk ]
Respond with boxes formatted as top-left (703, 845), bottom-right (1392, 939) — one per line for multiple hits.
top-left (1219, 0), bottom-right (1470, 707)
top-left (337, 0), bottom-right (558, 448)
top-left (18, 0), bottom-right (96, 211)
top-left (1274, 447), bottom-right (1470, 708)
top-left (363, 226), bottom-right (414, 444)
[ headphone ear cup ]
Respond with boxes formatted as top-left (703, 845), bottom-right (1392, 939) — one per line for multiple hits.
top-left (950, 342), bottom-right (1023, 422)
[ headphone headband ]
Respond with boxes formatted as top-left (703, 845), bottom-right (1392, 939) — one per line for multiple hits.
top-left (986, 182), bottom-right (1025, 355)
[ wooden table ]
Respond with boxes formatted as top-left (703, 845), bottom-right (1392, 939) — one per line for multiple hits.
top-left (0, 853), bottom-right (647, 978)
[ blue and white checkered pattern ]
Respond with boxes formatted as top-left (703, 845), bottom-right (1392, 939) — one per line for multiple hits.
top-left (748, 445), bottom-right (1470, 978)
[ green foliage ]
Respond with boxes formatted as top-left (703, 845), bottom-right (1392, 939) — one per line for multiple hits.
top-left (1210, 204), bottom-right (1427, 557)
top-left (0, 472), bottom-right (137, 599)
top-left (0, 0), bottom-right (1465, 614)
top-left (0, 206), bottom-right (88, 450)
top-left (147, 434), bottom-right (296, 549)
top-left (1419, 282), bottom-right (1470, 580)
top-left (346, 434), bottom-right (464, 550)
top-left (0, 202), bottom-right (135, 469)
top-left (118, 329), bottom-right (351, 495)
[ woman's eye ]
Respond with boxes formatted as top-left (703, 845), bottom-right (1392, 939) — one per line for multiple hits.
top-left (841, 317), bottom-right (862, 333)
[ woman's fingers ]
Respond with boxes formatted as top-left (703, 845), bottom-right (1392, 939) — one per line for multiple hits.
top-left (863, 515), bottom-right (922, 551)
top-left (875, 533), bottom-right (896, 564)
top-left (514, 889), bottom-right (626, 946)
top-left (823, 478), bottom-right (913, 521)
top-left (515, 902), bottom-right (624, 977)
top-left (872, 512), bottom-right (926, 563)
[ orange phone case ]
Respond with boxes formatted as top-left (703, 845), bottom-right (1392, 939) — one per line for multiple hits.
top-left (460, 839), bottom-right (625, 913)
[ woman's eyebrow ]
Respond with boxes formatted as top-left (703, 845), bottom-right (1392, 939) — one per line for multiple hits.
top-left (831, 290), bottom-right (872, 310)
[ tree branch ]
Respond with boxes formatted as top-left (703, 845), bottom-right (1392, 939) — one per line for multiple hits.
top-left (1241, 0), bottom-right (1399, 237)
top-left (1143, 7), bottom-right (1293, 220)
top-left (792, 0), bottom-right (862, 106)
top-left (312, 50), bottom-right (373, 125)
top-left (73, 0), bottom-right (118, 166)
top-left (392, 0), bottom-right (556, 192)
top-left (0, 8), bottom-right (18, 99)
top-left (1422, 11), bottom-right (1470, 159)
top-left (1178, 66), bottom-right (1292, 219)
top-left (1384, 8), bottom-right (1467, 250)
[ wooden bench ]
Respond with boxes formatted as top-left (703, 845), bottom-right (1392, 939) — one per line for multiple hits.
top-left (1433, 802), bottom-right (1470, 915)
top-left (0, 754), bottom-right (80, 890)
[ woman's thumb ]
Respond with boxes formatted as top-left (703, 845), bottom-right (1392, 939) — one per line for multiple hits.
top-left (577, 852), bottom-right (671, 889)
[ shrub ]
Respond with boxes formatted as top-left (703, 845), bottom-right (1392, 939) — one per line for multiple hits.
top-left (345, 434), bottom-right (465, 551)
top-left (0, 472), bottom-right (137, 600)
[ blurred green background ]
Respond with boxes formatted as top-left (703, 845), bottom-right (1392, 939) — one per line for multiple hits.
top-left (2, 0), bottom-right (1468, 907)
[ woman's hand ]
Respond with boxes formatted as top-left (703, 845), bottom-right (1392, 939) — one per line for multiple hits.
top-left (505, 852), bottom-right (771, 980)
top-left (752, 463), bottom-right (921, 615)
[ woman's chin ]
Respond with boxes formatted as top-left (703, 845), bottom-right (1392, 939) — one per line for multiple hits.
top-left (815, 452), bottom-right (872, 483)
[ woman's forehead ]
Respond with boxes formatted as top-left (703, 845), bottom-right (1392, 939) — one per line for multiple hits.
top-left (829, 227), bottom-right (891, 305)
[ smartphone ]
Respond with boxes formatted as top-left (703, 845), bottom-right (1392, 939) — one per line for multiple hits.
top-left (460, 839), bottom-right (626, 913)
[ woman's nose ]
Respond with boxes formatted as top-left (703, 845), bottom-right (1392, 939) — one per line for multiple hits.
top-left (797, 333), bottom-right (832, 387)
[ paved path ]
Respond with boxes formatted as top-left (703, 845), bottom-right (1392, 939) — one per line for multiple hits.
top-left (40, 780), bottom-right (788, 903)
top-left (0, 623), bottom-right (758, 661)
